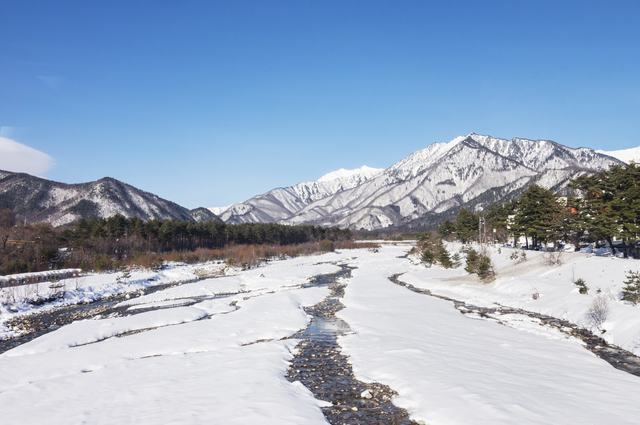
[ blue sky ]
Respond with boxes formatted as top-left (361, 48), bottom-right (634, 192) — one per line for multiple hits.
top-left (1, 0), bottom-right (639, 209)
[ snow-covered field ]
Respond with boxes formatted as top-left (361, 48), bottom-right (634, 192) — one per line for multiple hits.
top-left (1, 244), bottom-right (640, 424)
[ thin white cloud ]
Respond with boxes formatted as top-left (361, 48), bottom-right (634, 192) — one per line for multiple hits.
top-left (0, 137), bottom-right (56, 176)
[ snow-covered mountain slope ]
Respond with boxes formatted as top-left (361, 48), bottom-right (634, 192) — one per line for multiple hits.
top-left (281, 134), bottom-right (621, 230)
top-left (0, 171), bottom-right (221, 227)
top-left (597, 146), bottom-right (640, 164)
top-left (208, 205), bottom-right (231, 216)
top-left (218, 166), bottom-right (383, 224)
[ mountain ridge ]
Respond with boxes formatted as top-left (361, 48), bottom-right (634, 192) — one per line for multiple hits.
top-left (215, 165), bottom-right (384, 224)
top-left (279, 134), bottom-right (622, 230)
top-left (0, 171), bottom-right (220, 226)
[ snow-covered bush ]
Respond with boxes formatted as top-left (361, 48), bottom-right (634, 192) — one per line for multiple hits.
top-left (543, 250), bottom-right (563, 266)
top-left (586, 296), bottom-right (609, 329)
top-left (510, 250), bottom-right (527, 263)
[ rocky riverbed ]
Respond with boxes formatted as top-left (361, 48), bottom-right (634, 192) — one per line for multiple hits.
top-left (287, 265), bottom-right (419, 425)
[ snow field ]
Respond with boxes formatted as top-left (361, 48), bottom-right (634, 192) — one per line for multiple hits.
top-left (403, 243), bottom-right (640, 354)
top-left (0, 255), bottom-right (347, 424)
top-left (338, 246), bottom-right (640, 424)
top-left (0, 261), bottom-right (232, 339)
top-left (2, 246), bottom-right (640, 423)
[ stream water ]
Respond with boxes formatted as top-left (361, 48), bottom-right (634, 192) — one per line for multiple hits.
top-left (286, 265), bottom-right (419, 425)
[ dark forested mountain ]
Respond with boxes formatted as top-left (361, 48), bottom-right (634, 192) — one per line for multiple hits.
top-left (0, 170), bottom-right (220, 226)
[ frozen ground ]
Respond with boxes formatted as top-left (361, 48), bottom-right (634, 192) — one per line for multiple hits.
top-left (1, 244), bottom-right (640, 424)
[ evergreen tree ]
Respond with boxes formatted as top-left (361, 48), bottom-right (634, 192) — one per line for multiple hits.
top-left (570, 163), bottom-right (640, 257)
top-left (512, 185), bottom-right (562, 249)
top-left (621, 271), bottom-right (640, 304)
top-left (438, 244), bottom-right (453, 268)
top-left (437, 220), bottom-right (456, 241)
top-left (455, 208), bottom-right (478, 243)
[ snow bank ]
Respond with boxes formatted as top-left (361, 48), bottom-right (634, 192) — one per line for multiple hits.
top-left (338, 246), bottom-right (640, 424)
top-left (402, 243), bottom-right (640, 355)
top-left (0, 253), bottom-right (342, 424)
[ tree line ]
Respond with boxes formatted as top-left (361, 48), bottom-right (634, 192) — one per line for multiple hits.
top-left (0, 214), bottom-right (352, 275)
top-left (438, 162), bottom-right (640, 258)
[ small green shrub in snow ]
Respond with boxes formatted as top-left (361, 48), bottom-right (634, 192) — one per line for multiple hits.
top-left (465, 248), bottom-right (479, 273)
top-left (421, 248), bottom-right (436, 267)
top-left (464, 248), bottom-right (495, 280)
top-left (451, 253), bottom-right (462, 268)
top-left (438, 245), bottom-right (453, 269)
top-left (621, 271), bottom-right (640, 305)
top-left (319, 240), bottom-right (335, 252)
top-left (574, 278), bottom-right (589, 295)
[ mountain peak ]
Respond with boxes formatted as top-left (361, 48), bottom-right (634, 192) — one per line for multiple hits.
top-left (317, 166), bottom-right (383, 182)
top-left (596, 146), bottom-right (640, 164)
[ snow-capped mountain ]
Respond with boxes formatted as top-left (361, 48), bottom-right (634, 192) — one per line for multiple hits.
top-left (596, 147), bottom-right (640, 164)
top-left (0, 170), bottom-right (220, 227)
top-left (280, 134), bottom-right (621, 230)
top-left (215, 166), bottom-right (383, 224)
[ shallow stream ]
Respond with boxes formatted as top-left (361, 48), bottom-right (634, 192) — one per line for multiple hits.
top-left (287, 265), bottom-right (419, 425)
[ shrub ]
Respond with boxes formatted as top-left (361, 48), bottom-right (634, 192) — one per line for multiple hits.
top-left (93, 254), bottom-right (113, 272)
top-left (465, 248), bottom-right (479, 274)
top-left (421, 248), bottom-right (436, 267)
top-left (438, 245), bottom-right (452, 269)
top-left (543, 250), bottom-right (563, 266)
top-left (465, 248), bottom-right (495, 280)
top-left (115, 266), bottom-right (132, 284)
top-left (621, 271), bottom-right (640, 305)
top-left (510, 250), bottom-right (527, 263)
top-left (574, 278), bottom-right (588, 295)
top-left (319, 239), bottom-right (335, 252)
top-left (477, 255), bottom-right (494, 279)
top-left (587, 296), bottom-right (609, 329)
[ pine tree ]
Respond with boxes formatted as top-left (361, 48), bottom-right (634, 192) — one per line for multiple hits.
top-left (570, 163), bottom-right (640, 257)
top-left (621, 271), bottom-right (640, 304)
top-left (512, 185), bottom-right (562, 249)
top-left (438, 244), bottom-right (453, 268)
top-left (455, 208), bottom-right (478, 243)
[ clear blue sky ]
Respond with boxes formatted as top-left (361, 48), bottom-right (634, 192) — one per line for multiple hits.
top-left (1, 0), bottom-right (639, 209)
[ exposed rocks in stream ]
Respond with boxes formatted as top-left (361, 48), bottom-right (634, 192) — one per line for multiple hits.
top-left (389, 273), bottom-right (640, 378)
top-left (286, 265), bottom-right (419, 425)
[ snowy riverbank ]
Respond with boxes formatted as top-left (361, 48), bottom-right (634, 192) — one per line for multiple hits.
top-left (1, 244), bottom-right (640, 424)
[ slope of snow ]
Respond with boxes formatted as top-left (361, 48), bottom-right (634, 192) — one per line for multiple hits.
top-left (219, 166), bottom-right (382, 224)
top-left (208, 205), bottom-right (231, 215)
top-left (597, 146), bottom-right (640, 164)
top-left (317, 165), bottom-right (383, 183)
